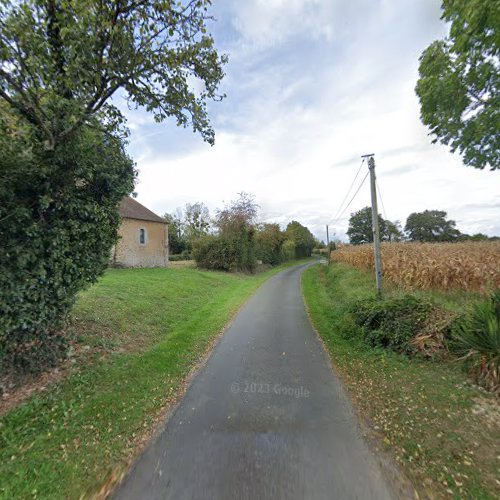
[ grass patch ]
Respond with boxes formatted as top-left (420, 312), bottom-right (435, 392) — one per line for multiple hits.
top-left (0, 260), bottom-right (311, 499)
top-left (302, 263), bottom-right (499, 499)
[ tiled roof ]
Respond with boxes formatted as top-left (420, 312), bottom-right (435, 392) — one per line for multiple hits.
top-left (119, 197), bottom-right (166, 223)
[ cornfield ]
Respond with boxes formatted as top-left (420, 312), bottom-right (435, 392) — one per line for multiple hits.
top-left (331, 241), bottom-right (500, 293)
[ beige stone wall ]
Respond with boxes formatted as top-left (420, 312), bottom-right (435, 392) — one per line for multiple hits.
top-left (112, 218), bottom-right (169, 268)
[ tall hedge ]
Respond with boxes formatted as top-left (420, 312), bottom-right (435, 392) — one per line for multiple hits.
top-left (0, 121), bottom-right (135, 376)
top-left (193, 230), bottom-right (256, 273)
top-left (255, 223), bottom-right (285, 265)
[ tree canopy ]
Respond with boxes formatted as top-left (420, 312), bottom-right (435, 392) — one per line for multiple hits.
top-left (216, 192), bottom-right (258, 235)
top-left (0, 0), bottom-right (227, 147)
top-left (404, 210), bottom-right (460, 242)
top-left (184, 202), bottom-right (211, 243)
top-left (346, 207), bottom-right (402, 245)
top-left (163, 211), bottom-right (187, 254)
top-left (415, 0), bottom-right (499, 170)
top-left (285, 221), bottom-right (315, 258)
top-left (255, 223), bottom-right (286, 265)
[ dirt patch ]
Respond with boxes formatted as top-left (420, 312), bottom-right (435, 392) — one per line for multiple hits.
top-left (0, 341), bottom-right (103, 416)
top-left (1, 367), bottom-right (66, 416)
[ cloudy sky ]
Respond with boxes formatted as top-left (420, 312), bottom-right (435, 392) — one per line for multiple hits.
top-left (122, 0), bottom-right (499, 242)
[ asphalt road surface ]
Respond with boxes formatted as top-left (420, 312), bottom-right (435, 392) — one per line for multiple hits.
top-left (114, 263), bottom-right (393, 500)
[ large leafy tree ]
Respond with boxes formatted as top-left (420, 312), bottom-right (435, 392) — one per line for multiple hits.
top-left (415, 0), bottom-right (499, 170)
top-left (404, 210), bottom-right (461, 242)
top-left (346, 207), bottom-right (401, 245)
top-left (0, 0), bottom-right (227, 147)
top-left (163, 211), bottom-right (187, 255)
top-left (193, 193), bottom-right (259, 272)
top-left (385, 220), bottom-right (404, 242)
top-left (285, 221), bottom-right (315, 258)
top-left (0, 0), bottom-right (226, 375)
top-left (184, 202), bottom-right (211, 246)
top-left (255, 223), bottom-right (286, 265)
top-left (216, 192), bottom-right (258, 234)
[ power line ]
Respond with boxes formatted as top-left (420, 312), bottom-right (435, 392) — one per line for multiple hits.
top-left (331, 170), bottom-right (370, 227)
top-left (331, 158), bottom-right (365, 225)
top-left (376, 178), bottom-right (388, 221)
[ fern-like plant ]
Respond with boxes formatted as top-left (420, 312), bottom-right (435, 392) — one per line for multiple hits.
top-left (452, 291), bottom-right (500, 394)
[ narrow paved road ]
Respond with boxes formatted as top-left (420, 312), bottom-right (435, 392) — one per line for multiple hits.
top-left (114, 263), bottom-right (393, 500)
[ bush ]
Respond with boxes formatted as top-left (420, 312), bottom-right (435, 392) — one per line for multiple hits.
top-left (193, 232), bottom-right (256, 272)
top-left (285, 221), bottom-right (315, 258)
top-left (451, 291), bottom-right (500, 393)
top-left (0, 122), bottom-right (135, 376)
top-left (281, 239), bottom-right (296, 261)
top-left (350, 295), bottom-right (432, 354)
top-left (255, 223), bottom-right (285, 265)
top-left (169, 253), bottom-right (193, 262)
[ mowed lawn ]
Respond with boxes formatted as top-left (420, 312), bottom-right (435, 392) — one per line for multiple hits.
top-left (0, 263), bottom-right (308, 499)
top-left (302, 264), bottom-right (499, 499)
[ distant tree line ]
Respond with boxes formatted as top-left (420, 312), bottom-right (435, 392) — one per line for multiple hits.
top-left (346, 207), bottom-right (498, 245)
top-left (164, 193), bottom-right (316, 272)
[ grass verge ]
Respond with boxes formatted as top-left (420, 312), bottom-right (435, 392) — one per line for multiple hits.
top-left (302, 263), bottom-right (499, 499)
top-left (0, 259), bottom-right (312, 499)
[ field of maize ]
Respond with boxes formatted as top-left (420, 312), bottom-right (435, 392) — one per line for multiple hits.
top-left (330, 241), bottom-right (500, 293)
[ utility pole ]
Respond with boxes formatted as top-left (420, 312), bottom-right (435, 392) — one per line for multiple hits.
top-left (326, 225), bottom-right (330, 264)
top-left (363, 154), bottom-right (383, 298)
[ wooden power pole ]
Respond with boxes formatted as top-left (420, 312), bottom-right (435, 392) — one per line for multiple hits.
top-left (363, 154), bottom-right (383, 298)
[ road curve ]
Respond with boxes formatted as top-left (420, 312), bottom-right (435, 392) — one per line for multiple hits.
top-left (113, 263), bottom-right (393, 500)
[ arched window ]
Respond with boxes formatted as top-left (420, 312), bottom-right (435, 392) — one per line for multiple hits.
top-left (139, 228), bottom-right (146, 245)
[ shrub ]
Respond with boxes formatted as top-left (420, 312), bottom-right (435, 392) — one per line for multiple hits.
top-left (351, 295), bottom-right (432, 354)
top-left (451, 291), bottom-right (500, 394)
top-left (285, 221), bottom-right (315, 258)
top-left (0, 122), bottom-right (135, 376)
top-left (193, 232), bottom-right (256, 272)
top-left (255, 223), bottom-right (285, 265)
top-left (169, 253), bottom-right (193, 262)
top-left (281, 239), bottom-right (296, 261)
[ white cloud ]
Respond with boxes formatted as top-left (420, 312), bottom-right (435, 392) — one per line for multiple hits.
top-left (125, 0), bottom-right (499, 242)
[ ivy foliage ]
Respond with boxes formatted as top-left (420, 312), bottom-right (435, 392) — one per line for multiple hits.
top-left (0, 114), bottom-right (135, 375)
top-left (350, 295), bottom-right (432, 354)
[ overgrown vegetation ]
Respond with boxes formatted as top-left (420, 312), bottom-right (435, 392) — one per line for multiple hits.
top-left (193, 193), bottom-right (257, 272)
top-left (0, 262), bottom-right (308, 498)
top-left (302, 263), bottom-right (499, 498)
top-left (0, 121), bottom-right (135, 376)
top-left (351, 295), bottom-right (436, 354)
top-left (0, 0), bottom-right (226, 376)
top-left (192, 194), bottom-right (316, 272)
top-left (451, 291), bottom-right (500, 394)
